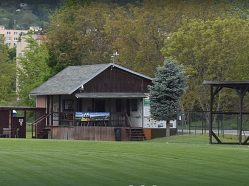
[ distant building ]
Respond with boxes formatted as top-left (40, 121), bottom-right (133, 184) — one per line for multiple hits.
top-left (16, 33), bottom-right (47, 58)
top-left (0, 26), bottom-right (28, 48)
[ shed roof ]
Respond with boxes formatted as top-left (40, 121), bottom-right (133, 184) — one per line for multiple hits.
top-left (203, 80), bottom-right (249, 90)
top-left (30, 63), bottom-right (152, 96)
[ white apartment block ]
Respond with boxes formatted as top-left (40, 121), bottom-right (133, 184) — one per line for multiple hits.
top-left (0, 26), bottom-right (28, 48)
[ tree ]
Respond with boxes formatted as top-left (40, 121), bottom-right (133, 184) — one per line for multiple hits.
top-left (161, 17), bottom-right (249, 112)
top-left (17, 36), bottom-right (51, 106)
top-left (0, 37), bottom-right (16, 105)
top-left (149, 60), bottom-right (186, 136)
top-left (47, 0), bottom-right (234, 76)
top-left (47, 2), bottom-right (113, 73)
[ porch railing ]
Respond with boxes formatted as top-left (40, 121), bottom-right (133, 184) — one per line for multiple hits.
top-left (31, 112), bottom-right (52, 138)
top-left (50, 111), bottom-right (130, 127)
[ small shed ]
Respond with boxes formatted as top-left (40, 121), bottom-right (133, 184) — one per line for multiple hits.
top-left (0, 106), bottom-right (45, 138)
top-left (30, 63), bottom-right (152, 140)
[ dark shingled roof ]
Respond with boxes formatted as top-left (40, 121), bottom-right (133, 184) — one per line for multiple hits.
top-left (30, 63), bottom-right (152, 96)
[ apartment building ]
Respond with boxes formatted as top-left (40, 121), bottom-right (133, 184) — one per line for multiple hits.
top-left (0, 26), bottom-right (28, 48)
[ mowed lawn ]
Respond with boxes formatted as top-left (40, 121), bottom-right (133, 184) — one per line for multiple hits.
top-left (0, 135), bottom-right (249, 186)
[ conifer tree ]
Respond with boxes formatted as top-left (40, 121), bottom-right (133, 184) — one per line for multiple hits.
top-left (149, 60), bottom-right (186, 135)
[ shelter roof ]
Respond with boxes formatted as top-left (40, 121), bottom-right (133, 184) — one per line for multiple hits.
top-left (30, 63), bottom-right (152, 96)
top-left (0, 106), bottom-right (45, 111)
top-left (203, 80), bottom-right (249, 90)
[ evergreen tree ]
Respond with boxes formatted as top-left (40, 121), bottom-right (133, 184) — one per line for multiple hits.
top-left (149, 60), bottom-right (186, 135)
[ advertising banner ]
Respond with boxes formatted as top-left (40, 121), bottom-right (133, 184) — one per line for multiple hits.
top-left (75, 112), bottom-right (110, 121)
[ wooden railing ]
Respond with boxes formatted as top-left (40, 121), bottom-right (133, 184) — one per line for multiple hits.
top-left (32, 111), bottom-right (131, 138)
top-left (31, 112), bottom-right (52, 138)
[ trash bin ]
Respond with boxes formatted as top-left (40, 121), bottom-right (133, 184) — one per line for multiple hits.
top-left (114, 128), bottom-right (122, 141)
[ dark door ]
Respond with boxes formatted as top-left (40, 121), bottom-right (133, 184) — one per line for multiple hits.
top-left (0, 110), bottom-right (10, 133)
top-left (95, 99), bottom-right (105, 112)
top-left (126, 99), bottom-right (130, 116)
top-left (12, 117), bottom-right (26, 138)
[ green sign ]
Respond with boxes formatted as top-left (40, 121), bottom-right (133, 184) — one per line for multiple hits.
top-left (144, 97), bottom-right (150, 105)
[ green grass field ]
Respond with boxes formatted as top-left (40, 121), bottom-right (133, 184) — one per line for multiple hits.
top-left (0, 135), bottom-right (249, 186)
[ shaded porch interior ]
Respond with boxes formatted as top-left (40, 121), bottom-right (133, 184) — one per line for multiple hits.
top-left (33, 94), bottom-right (146, 140)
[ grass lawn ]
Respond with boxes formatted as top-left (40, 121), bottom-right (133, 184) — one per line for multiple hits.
top-left (0, 135), bottom-right (249, 186)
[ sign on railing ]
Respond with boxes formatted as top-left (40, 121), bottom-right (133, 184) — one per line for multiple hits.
top-left (75, 112), bottom-right (110, 122)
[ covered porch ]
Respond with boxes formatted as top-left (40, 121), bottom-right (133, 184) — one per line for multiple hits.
top-left (33, 93), bottom-right (146, 140)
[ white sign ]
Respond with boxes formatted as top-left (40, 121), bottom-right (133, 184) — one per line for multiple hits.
top-left (19, 118), bottom-right (24, 126)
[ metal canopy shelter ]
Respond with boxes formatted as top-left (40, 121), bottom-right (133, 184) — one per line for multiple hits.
top-left (203, 80), bottom-right (249, 145)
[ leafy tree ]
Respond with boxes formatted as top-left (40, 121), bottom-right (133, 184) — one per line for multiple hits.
top-left (47, 0), bottom-right (235, 76)
top-left (161, 17), bottom-right (249, 112)
top-left (8, 46), bottom-right (16, 60)
top-left (149, 60), bottom-right (186, 135)
top-left (47, 3), bottom-right (113, 73)
top-left (0, 37), bottom-right (16, 105)
top-left (17, 36), bottom-right (51, 106)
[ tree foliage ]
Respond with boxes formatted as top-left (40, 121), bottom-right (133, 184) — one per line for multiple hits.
top-left (48, 0), bottom-right (234, 76)
top-left (47, 3), bottom-right (113, 73)
top-left (0, 37), bottom-right (16, 105)
top-left (161, 17), bottom-right (249, 111)
top-left (17, 36), bottom-right (51, 106)
top-left (149, 60), bottom-right (186, 121)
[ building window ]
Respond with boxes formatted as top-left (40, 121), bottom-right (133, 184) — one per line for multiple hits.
top-left (7, 31), bottom-right (11, 35)
top-left (14, 43), bottom-right (16, 46)
top-left (131, 99), bottom-right (138, 111)
top-left (14, 32), bottom-right (18, 35)
top-left (63, 100), bottom-right (74, 111)
top-left (14, 37), bottom-right (18, 41)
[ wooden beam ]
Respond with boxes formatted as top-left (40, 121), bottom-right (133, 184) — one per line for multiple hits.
top-left (243, 136), bottom-right (249, 145)
top-left (211, 131), bottom-right (222, 144)
top-left (213, 86), bottom-right (223, 97)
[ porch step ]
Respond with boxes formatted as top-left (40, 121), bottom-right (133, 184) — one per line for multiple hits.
top-left (36, 128), bottom-right (51, 139)
top-left (127, 128), bottom-right (145, 141)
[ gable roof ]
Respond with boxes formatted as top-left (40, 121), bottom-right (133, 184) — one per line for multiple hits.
top-left (30, 63), bottom-right (152, 96)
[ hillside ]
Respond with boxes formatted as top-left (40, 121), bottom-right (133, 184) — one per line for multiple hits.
top-left (0, 0), bottom-right (61, 29)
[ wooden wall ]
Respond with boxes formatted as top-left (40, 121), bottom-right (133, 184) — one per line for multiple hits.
top-left (144, 128), bottom-right (178, 140)
top-left (50, 126), bottom-right (130, 141)
top-left (36, 96), bottom-right (46, 108)
top-left (84, 67), bottom-right (151, 93)
top-left (0, 110), bottom-right (9, 133)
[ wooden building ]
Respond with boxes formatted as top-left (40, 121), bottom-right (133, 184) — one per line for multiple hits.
top-left (30, 63), bottom-right (152, 140)
top-left (0, 106), bottom-right (45, 138)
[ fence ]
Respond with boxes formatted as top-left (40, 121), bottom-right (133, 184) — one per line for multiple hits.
top-left (177, 111), bottom-right (249, 137)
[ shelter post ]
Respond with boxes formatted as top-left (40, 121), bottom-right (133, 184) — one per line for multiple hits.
top-left (209, 85), bottom-right (213, 144)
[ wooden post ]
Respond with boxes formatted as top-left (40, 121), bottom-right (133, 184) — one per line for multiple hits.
top-left (141, 98), bottom-right (144, 129)
top-left (51, 95), bottom-right (53, 126)
top-left (239, 93), bottom-right (243, 144)
top-left (166, 120), bottom-right (170, 137)
top-left (59, 95), bottom-right (61, 125)
top-left (209, 85), bottom-right (213, 144)
top-left (237, 87), bottom-right (247, 144)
